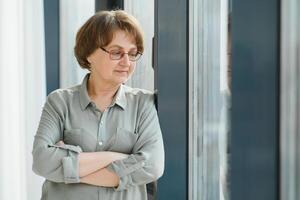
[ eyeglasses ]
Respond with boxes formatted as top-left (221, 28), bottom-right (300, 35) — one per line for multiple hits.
top-left (100, 47), bottom-right (142, 61)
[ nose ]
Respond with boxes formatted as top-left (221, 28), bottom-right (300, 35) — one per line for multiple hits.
top-left (120, 53), bottom-right (131, 66)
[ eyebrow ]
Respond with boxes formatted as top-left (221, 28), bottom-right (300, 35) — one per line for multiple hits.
top-left (108, 45), bottom-right (137, 51)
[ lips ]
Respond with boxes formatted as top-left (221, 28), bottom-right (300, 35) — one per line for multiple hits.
top-left (115, 70), bottom-right (128, 73)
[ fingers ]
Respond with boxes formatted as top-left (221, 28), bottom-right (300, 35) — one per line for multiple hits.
top-left (56, 140), bottom-right (65, 147)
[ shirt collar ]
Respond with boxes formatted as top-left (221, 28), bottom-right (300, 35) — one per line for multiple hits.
top-left (111, 84), bottom-right (127, 110)
top-left (79, 73), bottom-right (127, 111)
top-left (79, 73), bottom-right (91, 110)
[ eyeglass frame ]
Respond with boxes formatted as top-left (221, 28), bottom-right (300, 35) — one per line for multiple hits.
top-left (100, 47), bottom-right (143, 61)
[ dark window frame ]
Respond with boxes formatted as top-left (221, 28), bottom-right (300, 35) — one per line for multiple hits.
top-left (231, 0), bottom-right (280, 199)
top-left (44, 0), bottom-right (60, 94)
top-left (154, 0), bottom-right (189, 199)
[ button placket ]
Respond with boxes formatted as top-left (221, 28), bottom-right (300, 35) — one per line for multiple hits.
top-left (98, 118), bottom-right (103, 146)
top-left (98, 119), bottom-right (103, 146)
top-left (97, 110), bottom-right (107, 147)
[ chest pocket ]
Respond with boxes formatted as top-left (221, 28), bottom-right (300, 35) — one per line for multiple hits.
top-left (63, 128), bottom-right (96, 152)
top-left (107, 127), bottom-right (138, 154)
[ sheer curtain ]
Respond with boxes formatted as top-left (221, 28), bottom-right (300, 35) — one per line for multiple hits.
top-left (59, 0), bottom-right (94, 88)
top-left (0, 0), bottom-right (45, 200)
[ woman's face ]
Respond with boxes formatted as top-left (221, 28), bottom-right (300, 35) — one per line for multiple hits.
top-left (87, 30), bottom-right (137, 87)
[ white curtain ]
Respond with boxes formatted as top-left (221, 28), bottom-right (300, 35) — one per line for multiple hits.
top-left (59, 0), bottom-right (94, 88)
top-left (0, 0), bottom-right (45, 200)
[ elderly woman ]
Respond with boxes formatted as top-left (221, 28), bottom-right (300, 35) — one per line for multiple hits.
top-left (32, 10), bottom-right (164, 200)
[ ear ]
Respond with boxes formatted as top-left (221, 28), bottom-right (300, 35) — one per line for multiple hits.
top-left (87, 56), bottom-right (92, 65)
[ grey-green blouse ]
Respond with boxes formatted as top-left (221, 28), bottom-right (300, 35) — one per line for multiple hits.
top-left (32, 73), bottom-right (165, 200)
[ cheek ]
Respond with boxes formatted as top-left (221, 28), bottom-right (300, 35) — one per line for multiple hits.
top-left (99, 61), bottom-right (116, 73)
top-left (130, 64), bottom-right (136, 72)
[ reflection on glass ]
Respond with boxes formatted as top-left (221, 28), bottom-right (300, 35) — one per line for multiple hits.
top-left (280, 0), bottom-right (300, 199)
top-left (189, 0), bottom-right (230, 199)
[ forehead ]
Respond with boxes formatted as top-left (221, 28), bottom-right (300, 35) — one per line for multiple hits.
top-left (107, 30), bottom-right (137, 49)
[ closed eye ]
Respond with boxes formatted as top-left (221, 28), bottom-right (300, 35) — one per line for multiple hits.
top-left (128, 52), bottom-right (138, 57)
top-left (110, 50), bottom-right (123, 56)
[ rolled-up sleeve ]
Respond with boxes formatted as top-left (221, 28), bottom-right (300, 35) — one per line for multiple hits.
top-left (32, 92), bottom-right (82, 184)
top-left (107, 94), bottom-right (165, 191)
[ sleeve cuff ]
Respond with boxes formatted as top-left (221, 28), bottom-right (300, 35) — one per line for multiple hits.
top-left (48, 144), bottom-right (82, 184)
top-left (48, 144), bottom-right (83, 153)
top-left (107, 155), bottom-right (145, 191)
top-left (62, 150), bottom-right (81, 184)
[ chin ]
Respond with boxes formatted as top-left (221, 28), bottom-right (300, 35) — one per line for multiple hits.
top-left (114, 77), bottom-right (128, 84)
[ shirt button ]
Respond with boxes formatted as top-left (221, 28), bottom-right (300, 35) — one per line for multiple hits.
top-left (98, 141), bottom-right (103, 146)
top-left (100, 121), bottom-right (103, 126)
top-left (141, 162), bottom-right (145, 166)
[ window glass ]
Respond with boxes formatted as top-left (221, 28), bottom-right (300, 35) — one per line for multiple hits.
top-left (189, 0), bottom-right (230, 199)
top-left (280, 0), bottom-right (300, 199)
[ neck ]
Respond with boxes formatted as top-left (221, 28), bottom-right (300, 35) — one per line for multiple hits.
top-left (87, 73), bottom-right (120, 98)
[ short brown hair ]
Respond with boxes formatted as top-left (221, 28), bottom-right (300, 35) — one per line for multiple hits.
top-left (74, 10), bottom-right (144, 69)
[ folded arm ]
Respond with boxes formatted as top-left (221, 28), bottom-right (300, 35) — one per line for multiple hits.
top-left (32, 93), bottom-right (127, 184)
top-left (53, 141), bottom-right (125, 186)
top-left (54, 140), bottom-right (128, 178)
top-left (80, 95), bottom-right (165, 190)
top-left (32, 94), bottom-right (82, 184)
top-left (80, 168), bottom-right (120, 187)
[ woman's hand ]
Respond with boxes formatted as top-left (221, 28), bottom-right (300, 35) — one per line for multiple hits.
top-left (56, 140), bottom-right (65, 147)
